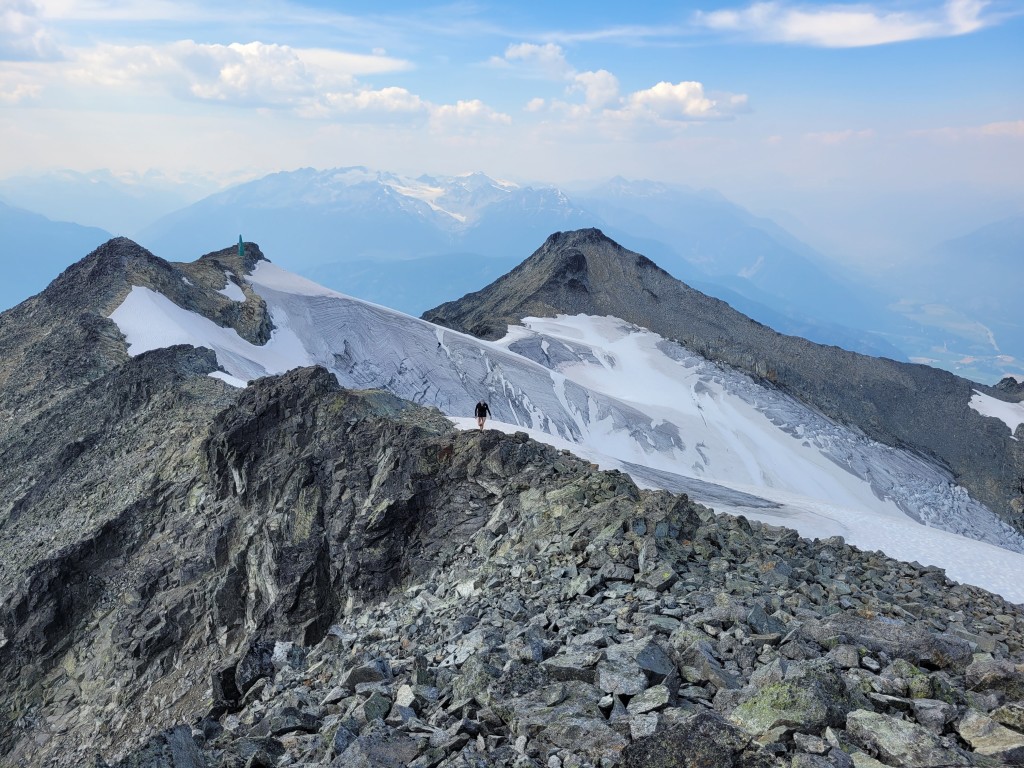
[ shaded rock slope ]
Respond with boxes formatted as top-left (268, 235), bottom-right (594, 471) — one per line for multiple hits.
top-left (1, 237), bottom-right (1023, 768)
top-left (422, 228), bottom-right (1024, 534)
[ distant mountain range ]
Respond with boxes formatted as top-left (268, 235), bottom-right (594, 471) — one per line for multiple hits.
top-left (0, 168), bottom-right (213, 235)
top-left (1, 166), bottom-right (1020, 383)
top-left (0, 201), bottom-right (111, 309)
top-left (882, 215), bottom-right (1024, 378)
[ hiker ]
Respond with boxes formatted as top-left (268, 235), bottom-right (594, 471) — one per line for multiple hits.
top-left (475, 400), bottom-right (490, 431)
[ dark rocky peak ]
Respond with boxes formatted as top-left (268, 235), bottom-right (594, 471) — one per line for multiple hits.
top-left (38, 236), bottom-right (170, 316)
top-left (423, 227), bottom-right (682, 340)
top-left (196, 240), bottom-right (268, 276)
top-left (424, 229), bottom-right (1024, 535)
top-left (995, 376), bottom-right (1024, 398)
top-left (0, 237), bottom-right (273, 436)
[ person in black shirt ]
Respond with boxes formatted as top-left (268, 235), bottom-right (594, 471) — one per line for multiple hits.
top-left (474, 401), bottom-right (491, 431)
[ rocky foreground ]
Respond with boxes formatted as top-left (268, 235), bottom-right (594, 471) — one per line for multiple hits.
top-left (69, 371), bottom-right (1024, 768)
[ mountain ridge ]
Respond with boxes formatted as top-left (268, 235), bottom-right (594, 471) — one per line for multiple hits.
top-left (423, 228), bottom-right (1024, 533)
top-left (2, 235), bottom-right (1024, 766)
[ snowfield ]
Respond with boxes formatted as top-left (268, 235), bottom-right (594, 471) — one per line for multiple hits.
top-left (109, 260), bottom-right (1024, 603)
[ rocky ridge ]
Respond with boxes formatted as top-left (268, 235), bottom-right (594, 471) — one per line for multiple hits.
top-left (2, 237), bottom-right (1023, 768)
top-left (422, 229), bottom-right (1024, 534)
top-left (96, 373), bottom-right (1024, 768)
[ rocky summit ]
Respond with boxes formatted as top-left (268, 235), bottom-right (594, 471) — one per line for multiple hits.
top-left (423, 228), bottom-right (1024, 535)
top-left (1, 237), bottom-right (1023, 768)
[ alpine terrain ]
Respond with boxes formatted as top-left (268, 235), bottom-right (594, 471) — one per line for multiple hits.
top-left (1, 233), bottom-right (1023, 767)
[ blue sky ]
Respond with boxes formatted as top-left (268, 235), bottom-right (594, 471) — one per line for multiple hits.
top-left (1, 0), bottom-right (1022, 259)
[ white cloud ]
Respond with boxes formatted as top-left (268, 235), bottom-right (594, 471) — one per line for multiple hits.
top-left (497, 41), bottom-right (746, 131)
top-left (319, 86), bottom-right (426, 119)
top-left (0, 79), bottom-right (41, 103)
top-left (571, 69), bottom-right (620, 109)
top-left (429, 99), bottom-right (511, 132)
top-left (1, 0), bottom-right (61, 60)
top-left (68, 40), bottom-right (411, 109)
top-left (596, 81), bottom-right (748, 128)
top-left (696, 0), bottom-right (991, 48)
top-left (626, 81), bottom-right (716, 119)
top-left (496, 42), bottom-right (573, 79)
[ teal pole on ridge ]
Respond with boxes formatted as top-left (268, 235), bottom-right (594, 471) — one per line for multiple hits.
top-left (238, 235), bottom-right (244, 259)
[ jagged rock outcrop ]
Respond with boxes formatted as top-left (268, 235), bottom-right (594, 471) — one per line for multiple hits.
top-left (81, 387), bottom-right (1023, 767)
top-left (423, 228), bottom-right (1024, 533)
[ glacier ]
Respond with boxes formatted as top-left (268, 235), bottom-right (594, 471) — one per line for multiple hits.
top-left (109, 260), bottom-right (1024, 603)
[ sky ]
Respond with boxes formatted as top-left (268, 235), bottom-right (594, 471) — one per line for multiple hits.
top-left (1, 0), bottom-right (1023, 259)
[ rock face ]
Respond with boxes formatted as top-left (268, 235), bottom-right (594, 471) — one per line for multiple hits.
top-left (1, 237), bottom-right (1024, 768)
top-left (422, 228), bottom-right (1024, 533)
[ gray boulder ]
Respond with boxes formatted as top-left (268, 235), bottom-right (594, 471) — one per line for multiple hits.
top-left (846, 709), bottom-right (969, 767)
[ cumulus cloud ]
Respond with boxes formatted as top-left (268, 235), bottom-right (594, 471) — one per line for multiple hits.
top-left (493, 42), bottom-right (573, 79)
top-left (696, 0), bottom-right (991, 48)
top-left (429, 99), bottom-right (511, 132)
top-left (323, 86), bottom-right (425, 115)
top-left (625, 81), bottom-right (716, 119)
top-left (570, 69), bottom-right (620, 109)
top-left (498, 41), bottom-right (746, 129)
top-left (70, 40), bottom-right (408, 108)
top-left (1, 0), bottom-right (61, 60)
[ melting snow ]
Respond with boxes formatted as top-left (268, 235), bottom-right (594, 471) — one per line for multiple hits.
top-left (970, 390), bottom-right (1024, 434)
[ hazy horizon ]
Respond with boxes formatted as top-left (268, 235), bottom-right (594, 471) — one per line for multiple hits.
top-left (2, 0), bottom-right (1022, 267)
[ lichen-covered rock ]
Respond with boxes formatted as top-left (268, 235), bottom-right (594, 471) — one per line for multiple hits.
top-left (956, 709), bottom-right (1024, 764)
top-left (965, 657), bottom-right (1024, 699)
top-left (730, 659), bottom-right (853, 735)
top-left (621, 710), bottom-right (768, 767)
top-left (846, 709), bottom-right (969, 767)
top-left (801, 614), bottom-right (973, 672)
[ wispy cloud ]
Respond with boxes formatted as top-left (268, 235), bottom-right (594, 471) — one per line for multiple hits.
top-left (1, 0), bottom-right (61, 60)
top-left (696, 0), bottom-right (992, 47)
top-left (805, 128), bottom-right (876, 144)
top-left (911, 120), bottom-right (1024, 140)
top-left (429, 99), bottom-right (512, 132)
top-left (489, 42), bottom-right (573, 78)
top-left (0, 78), bottom-right (42, 103)
top-left (68, 40), bottom-right (409, 107)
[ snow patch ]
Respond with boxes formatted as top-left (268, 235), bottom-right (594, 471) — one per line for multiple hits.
top-left (217, 272), bottom-right (246, 302)
top-left (970, 390), bottom-right (1024, 433)
top-left (109, 285), bottom-right (313, 382)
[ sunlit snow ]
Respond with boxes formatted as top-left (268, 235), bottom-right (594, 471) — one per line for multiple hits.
top-left (109, 260), bottom-right (1024, 604)
top-left (969, 389), bottom-right (1024, 434)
